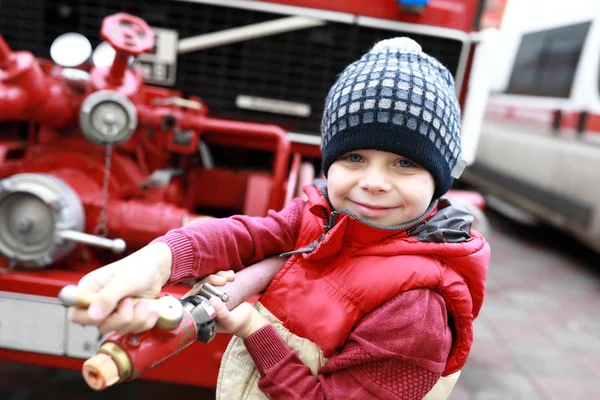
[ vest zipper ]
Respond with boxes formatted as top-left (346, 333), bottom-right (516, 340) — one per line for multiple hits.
top-left (279, 210), bottom-right (339, 257)
top-left (325, 211), bottom-right (339, 233)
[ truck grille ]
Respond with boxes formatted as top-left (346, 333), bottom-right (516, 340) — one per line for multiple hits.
top-left (0, 0), bottom-right (465, 137)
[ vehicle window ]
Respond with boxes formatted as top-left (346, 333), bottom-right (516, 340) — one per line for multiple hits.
top-left (506, 21), bottom-right (591, 98)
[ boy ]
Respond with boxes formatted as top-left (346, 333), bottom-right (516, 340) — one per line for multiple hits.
top-left (69, 37), bottom-right (489, 400)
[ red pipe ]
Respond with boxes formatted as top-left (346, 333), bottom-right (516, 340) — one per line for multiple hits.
top-left (0, 36), bottom-right (12, 65)
top-left (137, 106), bottom-right (291, 210)
top-left (35, 81), bottom-right (80, 127)
top-left (107, 53), bottom-right (130, 86)
top-left (49, 167), bottom-right (203, 247)
top-left (0, 52), bottom-right (78, 128)
top-left (0, 86), bottom-right (29, 116)
top-left (284, 152), bottom-right (301, 206)
top-left (103, 199), bottom-right (203, 248)
top-left (0, 87), bottom-right (74, 127)
top-left (192, 116), bottom-right (290, 210)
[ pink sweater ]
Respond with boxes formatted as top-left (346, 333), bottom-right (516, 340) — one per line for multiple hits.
top-left (156, 199), bottom-right (452, 399)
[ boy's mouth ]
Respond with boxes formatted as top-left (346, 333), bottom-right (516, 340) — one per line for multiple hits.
top-left (347, 200), bottom-right (398, 218)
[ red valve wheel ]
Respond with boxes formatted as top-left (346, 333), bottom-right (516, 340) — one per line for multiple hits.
top-left (100, 13), bottom-right (155, 57)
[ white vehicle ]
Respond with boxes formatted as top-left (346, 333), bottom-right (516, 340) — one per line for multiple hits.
top-left (462, 0), bottom-right (600, 252)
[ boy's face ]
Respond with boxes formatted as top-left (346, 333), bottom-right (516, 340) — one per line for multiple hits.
top-left (327, 149), bottom-right (435, 227)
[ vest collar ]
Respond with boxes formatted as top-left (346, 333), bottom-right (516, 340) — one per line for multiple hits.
top-left (299, 184), bottom-right (438, 258)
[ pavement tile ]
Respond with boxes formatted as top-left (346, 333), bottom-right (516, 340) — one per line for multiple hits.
top-left (466, 339), bottom-right (517, 370)
top-left (487, 320), bottom-right (554, 347)
top-left (542, 325), bottom-right (600, 353)
top-left (458, 368), bottom-right (544, 400)
top-left (559, 296), bottom-right (600, 317)
top-left (478, 299), bottom-right (531, 323)
top-left (506, 344), bottom-right (585, 376)
top-left (457, 211), bottom-right (600, 400)
top-left (529, 309), bottom-right (574, 328)
top-left (529, 376), bottom-right (600, 400)
top-left (503, 290), bottom-right (563, 310)
top-left (568, 349), bottom-right (600, 379)
top-left (485, 276), bottom-right (541, 292)
top-left (536, 277), bottom-right (599, 299)
top-left (472, 317), bottom-right (498, 342)
top-left (567, 311), bottom-right (600, 334)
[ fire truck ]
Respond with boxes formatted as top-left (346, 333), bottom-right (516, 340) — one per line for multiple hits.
top-left (0, 0), bottom-right (505, 389)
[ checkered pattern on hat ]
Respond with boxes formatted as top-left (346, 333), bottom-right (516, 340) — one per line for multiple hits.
top-left (320, 37), bottom-right (463, 198)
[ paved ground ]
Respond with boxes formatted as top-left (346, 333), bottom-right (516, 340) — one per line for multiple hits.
top-left (2, 210), bottom-right (600, 399)
top-left (450, 211), bottom-right (600, 400)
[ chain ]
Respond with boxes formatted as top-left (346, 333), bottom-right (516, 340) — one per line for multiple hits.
top-left (94, 143), bottom-right (113, 237)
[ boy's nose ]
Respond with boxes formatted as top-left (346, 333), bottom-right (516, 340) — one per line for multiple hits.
top-left (358, 170), bottom-right (392, 193)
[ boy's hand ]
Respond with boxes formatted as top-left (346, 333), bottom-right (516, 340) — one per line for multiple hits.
top-left (209, 297), bottom-right (267, 339)
top-left (184, 270), bottom-right (235, 297)
top-left (67, 242), bottom-right (173, 334)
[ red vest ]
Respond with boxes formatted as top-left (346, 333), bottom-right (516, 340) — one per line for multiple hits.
top-left (259, 184), bottom-right (489, 375)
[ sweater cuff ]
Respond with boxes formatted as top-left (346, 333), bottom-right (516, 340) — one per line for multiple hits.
top-left (244, 324), bottom-right (291, 371)
top-left (151, 233), bottom-right (195, 285)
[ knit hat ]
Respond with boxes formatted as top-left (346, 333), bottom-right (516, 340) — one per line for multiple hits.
top-left (320, 37), bottom-right (465, 199)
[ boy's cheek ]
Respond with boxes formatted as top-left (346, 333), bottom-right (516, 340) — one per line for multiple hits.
top-left (325, 184), bottom-right (343, 211)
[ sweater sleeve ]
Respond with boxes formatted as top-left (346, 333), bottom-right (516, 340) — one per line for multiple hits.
top-left (243, 288), bottom-right (452, 400)
top-left (152, 198), bottom-right (305, 285)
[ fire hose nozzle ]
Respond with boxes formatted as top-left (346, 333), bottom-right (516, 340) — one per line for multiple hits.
top-left (82, 352), bottom-right (121, 391)
top-left (82, 341), bottom-right (135, 391)
top-left (59, 285), bottom-right (184, 330)
top-left (196, 282), bottom-right (230, 303)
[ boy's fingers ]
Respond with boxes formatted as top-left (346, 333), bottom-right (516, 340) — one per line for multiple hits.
top-left (76, 277), bottom-right (104, 293)
top-left (209, 297), bottom-right (231, 333)
top-left (216, 270), bottom-right (236, 282)
top-left (88, 278), bottom-right (135, 321)
top-left (209, 297), bottom-right (231, 321)
top-left (68, 306), bottom-right (97, 326)
top-left (131, 311), bottom-right (159, 334)
top-left (118, 298), bottom-right (134, 325)
top-left (76, 263), bottom-right (118, 291)
top-left (206, 275), bottom-right (228, 286)
top-left (127, 299), bottom-right (159, 334)
top-left (186, 270), bottom-right (236, 297)
top-left (209, 296), bottom-right (226, 313)
top-left (96, 298), bottom-right (134, 335)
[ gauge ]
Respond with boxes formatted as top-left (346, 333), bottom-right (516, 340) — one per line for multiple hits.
top-left (50, 32), bottom-right (92, 68)
top-left (80, 90), bottom-right (138, 145)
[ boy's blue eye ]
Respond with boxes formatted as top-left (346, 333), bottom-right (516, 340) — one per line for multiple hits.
top-left (397, 159), bottom-right (414, 168)
top-left (346, 154), bottom-right (363, 163)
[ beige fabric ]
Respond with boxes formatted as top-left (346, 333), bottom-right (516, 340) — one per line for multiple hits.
top-left (423, 371), bottom-right (460, 400)
top-left (216, 302), bottom-right (459, 400)
top-left (216, 302), bottom-right (327, 400)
